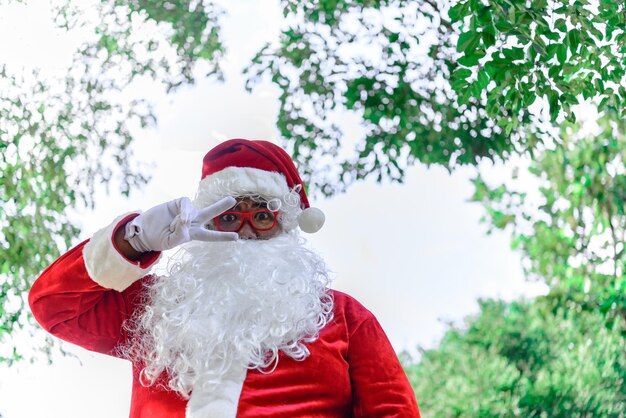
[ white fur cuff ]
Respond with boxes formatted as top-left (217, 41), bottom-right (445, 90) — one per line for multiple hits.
top-left (83, 213), bottom-right (159, 291)
top-left (186, 366), bottom-right (247, 418)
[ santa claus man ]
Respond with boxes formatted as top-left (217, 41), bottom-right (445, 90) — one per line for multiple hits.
top-left (29, 139), bottom-right (420, 417)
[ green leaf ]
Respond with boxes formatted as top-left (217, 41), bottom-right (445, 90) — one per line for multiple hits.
top-left (484, 62), bottom-right (498, 78)
top-left (477, 70), bottom-right (490, 89)
top-left (542, 30), bottom-right (561, 41)
top-left (557, 44), bottom-right (568, 65)
top-left (453, 68), bottom-right (473, 80)
top-left (548, 65), bottom-right (562, 78)
top-left (567, 30), bottom-right (580, 54)
top-left (598, 96), bottom-right (609, 111)
top-left (531, 42), bottom-right (547, 59)
top-left (562, 93), bottom-right (578, 104)
top-left (457, 31), bottom-right (482, 53)
top-left (494, 21), bottom-right (515, 31)
top-left (554, 18), bottom-right (567, 32)
top-left (483, 27), bottom-right (497, 48)
top-left (503, 47), bottom-right (525, 61)
top-left (448, 2), bottom-right (469, 22)
top-left (458, 51), bottom-right (486, 67)
top-left (451, 78), bottom-right (470, 91)
top-left (548, 91), bottom-right (560, 121)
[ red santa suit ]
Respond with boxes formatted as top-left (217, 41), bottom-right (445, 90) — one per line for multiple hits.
top-left (30, 139), bottom-right (420, 417)
top-left (29, 215), bottom-right (421, 417)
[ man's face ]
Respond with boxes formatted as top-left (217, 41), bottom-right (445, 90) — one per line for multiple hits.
top-left (214, 197), bottom-right (283, 240)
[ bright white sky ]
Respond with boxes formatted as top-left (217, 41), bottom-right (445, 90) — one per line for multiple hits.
top-left (0, 1), bottom-right (548, 417)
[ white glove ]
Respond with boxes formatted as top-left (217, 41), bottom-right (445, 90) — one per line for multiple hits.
top-left (124, 196), bottom-right (238, 252)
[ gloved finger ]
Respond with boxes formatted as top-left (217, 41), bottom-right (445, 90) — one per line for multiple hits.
top-left (168, 216), bottom-right (191, 247)
top-left (190, 227), bottom-right (238, 242)
top-left (177, 197), bottom-right (197, 223)
top-left (165, 198), bottom-right (184, 218)
top-left (194, 196), bottom-right (237, 224)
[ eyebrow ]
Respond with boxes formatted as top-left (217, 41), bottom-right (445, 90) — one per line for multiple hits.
top-left (234, 200), bottom-right (267, 210)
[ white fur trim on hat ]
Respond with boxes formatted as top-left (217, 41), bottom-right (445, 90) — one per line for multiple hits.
top-left (186, 365), bottom-right (247, 418)
top-left (83, 213), bottom-right (160, 291)
top-left (194, 166), bottom-right (290, 208)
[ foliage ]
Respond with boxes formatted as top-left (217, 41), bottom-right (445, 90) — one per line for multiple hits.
top-left (471, 110), bottom-right (626, 318)
top-left (245, 0), bottom-right (626, 194)
top-left (406, 109), bottom-right (626, 416)
top-left (0, 0), bottom-right (225, 361)
top-left (245, 0), bottom-right (527, 195)
top-left (449, 0), bottom-right (626, 124)
top-left (408, 299), bottom-right (626, 417)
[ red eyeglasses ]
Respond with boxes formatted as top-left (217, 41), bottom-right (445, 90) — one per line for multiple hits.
top-left (214, 210), bottom-right (278, 232)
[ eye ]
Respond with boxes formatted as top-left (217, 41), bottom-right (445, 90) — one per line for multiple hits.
top-left (221, 214), bottom-right (238, 223)
top-left (255, 212), bottom-right (270, 221)
top-left (253, 211), bottom-right (276, 227)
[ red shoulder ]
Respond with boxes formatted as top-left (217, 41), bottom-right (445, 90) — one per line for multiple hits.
top-left (328, 289), bottom-right (375, 336)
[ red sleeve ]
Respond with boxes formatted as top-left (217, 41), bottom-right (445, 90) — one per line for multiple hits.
top-left (347, 306), bottom-right (421, 417)
top-left (28, 217), bottom-right (159, 356)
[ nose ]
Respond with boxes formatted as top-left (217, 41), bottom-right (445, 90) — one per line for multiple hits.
top-left (237, 221), bottom-right (258, 240)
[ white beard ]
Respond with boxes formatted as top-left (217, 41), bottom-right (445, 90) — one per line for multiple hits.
top-left (121, 233), bottom-right (334, 399)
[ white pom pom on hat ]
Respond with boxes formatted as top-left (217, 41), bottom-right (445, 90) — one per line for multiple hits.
top-left (298, 207), bottom-right (325, 233)
top-left (197, 138), bottom-right (325, 233)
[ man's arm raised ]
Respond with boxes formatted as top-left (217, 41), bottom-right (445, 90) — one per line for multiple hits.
top-left (28, 214), bottom-right (160, 355)
top-left (29, 196), bottom-right (238, 355)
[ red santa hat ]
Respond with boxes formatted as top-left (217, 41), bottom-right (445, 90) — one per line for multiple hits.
top-left (195, 138), bottom-right (325, 233)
